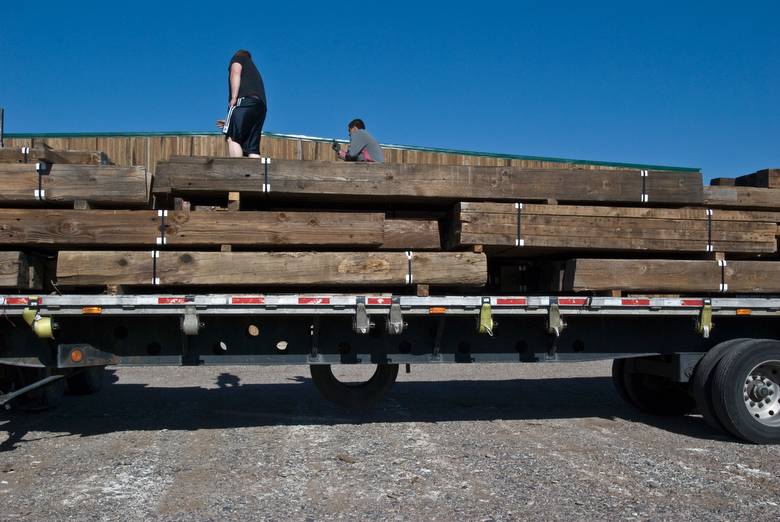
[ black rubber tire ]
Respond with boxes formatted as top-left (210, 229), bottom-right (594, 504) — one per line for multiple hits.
top-left (611, 359), bottom-right (636, 408)
top-left (310, 364), bottom-right (399, 408)
top-left (66, 367), bottom-right (105, 395)
top-left (15, 368), bottom-right (65, 411)
top-left (616, 357), bottom-right (696, 416)
top-left (692, 338), bottom-right (752, 433)
top-left (709, 339), bottom-right (780, 444)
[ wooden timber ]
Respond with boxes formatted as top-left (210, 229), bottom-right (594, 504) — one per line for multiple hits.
top-left (0, 210), bottom-right (440, 250)
top-left (564, 258), bottom-right (780, 293)
top-left (0, 251), bottom-right (42, 289)
top-left (0, 164), bottom-right (150, 207)
top-left (153, 157), bottom-right (704, 206)
top-left (452, 202), bottom-right (778, 254)
top-left (735, 169), bottom-right (780, 189)
top-left (704, 186), bottom-right (780, 210)
top-left (55, 251), bottom-right (487, 287)
top-left (0, 147), bottom-right (106, 165)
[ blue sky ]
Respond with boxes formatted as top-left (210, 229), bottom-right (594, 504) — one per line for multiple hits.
top-left (0, 1), bottom-right (777, 179)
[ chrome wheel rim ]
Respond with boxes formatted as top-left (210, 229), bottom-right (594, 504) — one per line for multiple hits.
top-left (743, 360), bottom-right (780, 427)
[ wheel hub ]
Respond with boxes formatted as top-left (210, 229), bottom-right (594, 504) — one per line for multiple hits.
top-left (743, 361), bottom-right (780, 427)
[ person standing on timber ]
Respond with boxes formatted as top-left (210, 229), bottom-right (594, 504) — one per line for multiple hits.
top-left (216, 49), bottom-right (267, 158)
top-left (333, 119), bottom-right (384, 163)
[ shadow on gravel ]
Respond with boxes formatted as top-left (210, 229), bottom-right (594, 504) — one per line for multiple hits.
top-left (0, 369), bottom-right (731, 451)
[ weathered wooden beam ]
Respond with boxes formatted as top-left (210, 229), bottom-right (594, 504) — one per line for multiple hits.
top-left (735, 169), bottom-right (780, 189)
top-left (564, 258), bottom-right (780, 293)
top-left (0, 164), bottom-right (150, 206)
top-left (0, 210), bottom-right (439, 249)
top-left (452, 202), bottom-right (778, 254)
top-left (56, 251), bottom-right (487, 287)
top-left (704, 186), bottom-right (780, 210)
top-left (154, 157), bottom-right (704, 205)
top-left (0, 251), bottom-right (43, 289)
top-left (0, 147), bottom-right (107, 165)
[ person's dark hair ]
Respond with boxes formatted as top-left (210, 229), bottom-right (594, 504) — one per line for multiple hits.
top-left (348, 119), bottom-right (365, 130)
top-left (232, 49), bottom-right (252, 61)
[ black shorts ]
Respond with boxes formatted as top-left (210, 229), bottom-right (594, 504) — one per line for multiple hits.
top-left (224, 97), bottom-right (266, 155)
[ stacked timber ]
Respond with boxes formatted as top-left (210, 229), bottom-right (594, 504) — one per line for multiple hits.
top-left (0, 145), bottom-right (778, 295)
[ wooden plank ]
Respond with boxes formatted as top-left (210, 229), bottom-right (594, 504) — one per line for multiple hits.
top-left (154, 157), bottom-right (704, 205)
top-left (0, 147), bottom-right (106, 165)
top-left (735, 169), bottom-right (780, 189)
top-left (0, 210), bottom-right (388, 248)
top-left (0, 251), bottom-right (42, 289)
top-left (453, 202), bottom-right (778, 254)
top-left (710, 177), bottom-right (736, 186)
top-left (564, 258), bottom-right (780, 293)
top-left (0, 164), bottom-right (150, 206)
top-left (56, 251), bottom-right (487, 286)
top-left (382, 219), bottom-right (440, 249)
top-left (704, 186), bottom-right (780, 210)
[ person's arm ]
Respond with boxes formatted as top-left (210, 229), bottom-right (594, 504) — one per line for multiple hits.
top-left (229, 62), bottom-right (242, 107)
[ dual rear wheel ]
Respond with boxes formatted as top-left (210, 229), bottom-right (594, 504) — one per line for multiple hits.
top-left (613, 339), bottom-right (780, 444)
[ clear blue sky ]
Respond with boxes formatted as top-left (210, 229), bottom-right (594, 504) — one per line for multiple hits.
top-left (1, 1), bottom-right (777, 180)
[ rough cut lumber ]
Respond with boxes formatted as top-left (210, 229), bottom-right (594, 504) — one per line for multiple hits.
top-left (0, 251), bottom-right (42, 289)
top-left (704, 186), bottom-right (780, 210)
top-left (154, 157), bottom-right (704, 205)
top-left (564, 258), bottom-right (780, 293)
top-left (55, 251), bottom-right (487, 287)
top-left (0, 147), bottom-right (107, 165)
top-left (710, 178), bottom-right (736, 186)
top-left (0, 164), bottom-right (150, 206)
top-left (735, 169), bottom-right (780, 189)
top-left (0, 210), bottom-right (439, 250)
top-left (453, 202), bottom-right (778, 254)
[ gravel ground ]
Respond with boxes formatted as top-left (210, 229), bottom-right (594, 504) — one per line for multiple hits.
top-left (0, 361), bottom-right (779, 521)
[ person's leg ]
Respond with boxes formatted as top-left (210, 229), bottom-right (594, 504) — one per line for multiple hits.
top-left (245, 103), bottom-right (267, 159)
top-left (226, 138), bottom-right (243, 157)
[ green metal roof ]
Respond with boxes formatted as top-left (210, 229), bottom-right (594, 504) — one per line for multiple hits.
top-left (4, 130), bottom-right (701, 173)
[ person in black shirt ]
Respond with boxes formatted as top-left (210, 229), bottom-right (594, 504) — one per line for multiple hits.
top-left (216, 49), bottom-right (267, 157)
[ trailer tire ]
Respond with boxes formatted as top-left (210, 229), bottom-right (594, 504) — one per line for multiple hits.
top-left (66, 367), bottom-right (105, 395)
top-left (310, 364), bottom-right (399, 409)
top-left (709, 339), bottom-right (780, 444)
top-left (613, 358), bottom-right (695, 416)
top-left (692, 338), bottom-right (751, 433)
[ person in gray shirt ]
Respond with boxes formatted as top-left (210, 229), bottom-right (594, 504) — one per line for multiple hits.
top-left (334, 119), bottom-right (384, 163)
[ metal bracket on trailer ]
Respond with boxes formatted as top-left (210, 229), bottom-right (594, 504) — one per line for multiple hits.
top-left (386, 297), bottom-right (406, 335)
top-left (180, 306), bottom-right (202, 336)
top-left (353, 297), bottom-right (374, 334)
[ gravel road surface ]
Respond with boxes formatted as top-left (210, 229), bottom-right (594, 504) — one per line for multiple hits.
top-left (1, 361), bottom-right (779, 521)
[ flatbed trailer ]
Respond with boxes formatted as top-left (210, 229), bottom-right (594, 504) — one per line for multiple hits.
top-left (1, 292), bottom-right (779, 444)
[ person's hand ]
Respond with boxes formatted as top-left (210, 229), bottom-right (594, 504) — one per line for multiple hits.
top-left (216, 119), bottom-right (226, 128)
top-left (229, 97), bottom-right (238, 108)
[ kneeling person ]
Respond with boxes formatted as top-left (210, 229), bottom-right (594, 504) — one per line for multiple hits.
top-left (335, 119), bottom-right (384, 163)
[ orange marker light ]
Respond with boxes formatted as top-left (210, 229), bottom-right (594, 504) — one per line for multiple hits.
top-left (736, 309), bottom-right (752, 316)
top-left (70, 349), bottom-right (83, 363)
top-left (429, 307), bottom-right (447, 315)
top-left (81, 306), bottom-right (103, 315)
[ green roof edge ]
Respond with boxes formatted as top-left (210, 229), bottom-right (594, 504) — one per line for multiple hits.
top-left (3, 130), bottom-right (701, 173)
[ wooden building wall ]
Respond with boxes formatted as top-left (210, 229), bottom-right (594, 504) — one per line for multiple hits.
top-left (3, 133), bottom-right (693, 174)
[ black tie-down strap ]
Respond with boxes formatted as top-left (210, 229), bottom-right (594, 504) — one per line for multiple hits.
top-left (151, 250), bottom-right (160, 286)
top-left (34, 161), bottom-right (51, 201)
top-left (718, 259), bottom-right (728, 293)
top-left (261, 157), bottom-right (271, 193)
top-left (405, 251), bottom-right (414, 285)
top-left (640, 169), bottom-right (649, 203)
top-left (515, 202), bottom-right (525, 247)
top-left (706, 209), bottom-right (714, 252)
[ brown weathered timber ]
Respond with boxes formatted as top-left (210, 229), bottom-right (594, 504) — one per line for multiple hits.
top-left (153, 157), bottom-right (704, 205)
top-left (0, 251), bottom-right (42, 289)
top-left (55, 251), bottom-right (487, 286)
top-left (452, 202), bottom-right (778, 254)
top-left (704, 186), bottom-right (780, 210)
top-left (0, 210), bottom-right (392, 247)
top-left (0, 164), bottom-right (150, 206)
top-left (0, 147), bottom-right (106, 165)
top-left (382, 219), bottom-right (440, 249)
top-left (564, 258), bottom-right (780, 293)
top-left (710, 178), bottom-right (736, 186)
top-left (735, 169), bottom-right (780, 189)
